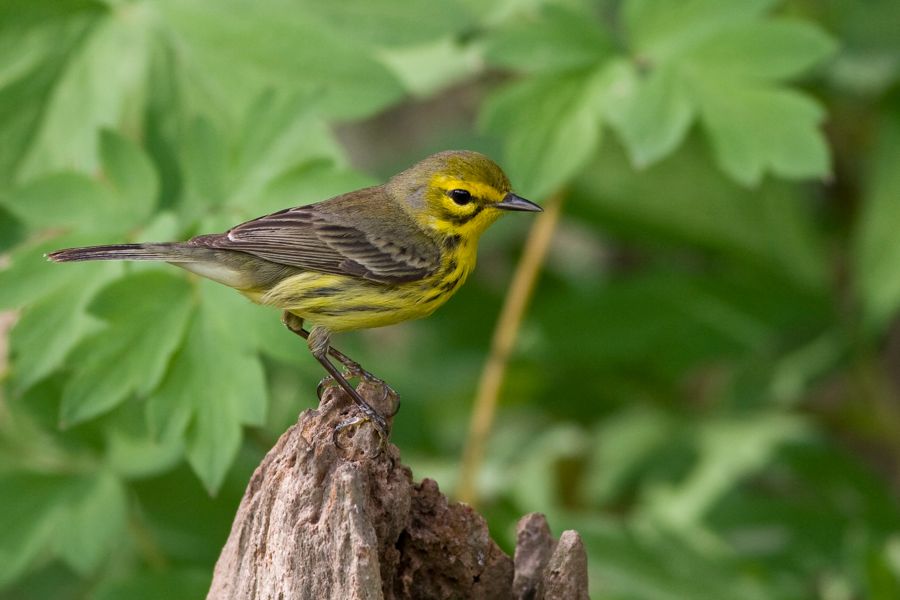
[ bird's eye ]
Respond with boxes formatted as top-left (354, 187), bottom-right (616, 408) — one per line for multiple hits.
top-left (448, 189), bottom-right (472, 206)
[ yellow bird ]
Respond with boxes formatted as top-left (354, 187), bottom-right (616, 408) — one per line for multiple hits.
top-left (49, 151), bottom-right (541, 441)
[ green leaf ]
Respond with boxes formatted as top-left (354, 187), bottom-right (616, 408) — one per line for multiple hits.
top-left (575, 521), bottom-right (775, 600)
top-left (244, 306), bottom-right (312, 366)
top-left (823, 0), bottom-right (900, 94)
top-left (56, 470), bottom-right (127, 575)
top-left (2, 0), bottom-right (406, 192)
top-left (0, 472), bottom-right (69, 587)
top-left (149, 281), bottom-right (267, 494)
top-left (481, 65), bottom-right (611, 197)
top-left (379, 37), bottom-right (482, 97)
top-left (614, 0), bottom-right (835, 181)
top-left (134, 210), bottom-right (182, 245)
top-left (605, 61), bottom-right (694, 167)
top-left (625, 0), bottom-right (776, 62)
top-left (534, 272), bottom-right (776, 378)
top-left (229, 91), bottom-right (340, 207)
top-left (479, 0), bottom-right (834, 186)
top-left (705, 440), bottom-right (900, 584)
top-left (60, 271), bottom-right (194, 426)
top-left (3, 173), bottom-right (119, 233)
top-left (507, 424), bottom-right (591, 518)
top-left (16, 10), bottom-right (153, 182)
top-left (854, 113), bottom-right (900, 331)
top-left (105, 419), bottom-right (184, 480)
top-left (99, 129), bottom-right (157, 226)
top-left (576, 140), bottom-right (829, 289)
top-left (585, 406), bottom-right (677, 504)
top-left (158, 0), bottom-right (405, 120)
top-left (0, 0), bottom-right (107, 187)
top-left (865, 537), bottom-right (900, 600)
top-left (295, 0), bottom-right (473, 48)
top-left (646, 414), bottom-right (810, 530)
top-left (0, 205), bottom-right (23, 252)
top-left (485, 5), bottom-right (611, 73)
top-left (92, 568), bottom-right (211, 600)
top-left (9, 264), bottom-right (118, 391)
top-left (181, 117), bottom-right (228, 208)
top-left (684, 19), bottom-right (838, 81)
top-left (254, 159), bottom-right (378, 216)
top-left (0, 235), bottom-right (117, 310)
top-left (695, 83), bottom-right (829, 185)
top-left (0, 470), bottom-right (127, 586)
top-left (178, 92), bottom-right (344, 218)
top-left (5, 134), bottom-right (160, 238)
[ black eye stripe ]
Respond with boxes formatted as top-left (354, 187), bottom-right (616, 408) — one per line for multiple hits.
top-left (448, 189), bottom-right (472, 205)
top-left (446, 205), bottom-right (483, 226)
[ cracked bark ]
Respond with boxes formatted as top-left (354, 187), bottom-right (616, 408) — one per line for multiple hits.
top-left (207, 381), bottom-right (588, 599)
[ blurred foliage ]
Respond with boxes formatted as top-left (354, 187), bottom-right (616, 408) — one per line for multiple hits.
top-left (1, 0), bottom-right (899, 598)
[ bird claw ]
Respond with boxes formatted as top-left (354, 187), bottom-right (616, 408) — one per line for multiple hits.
top-left (332, 412), bottom-right (389, 458)
top-left (317, 376), bottom-right (339, 400)
top-left (368, 375), bottom-right (399, 407)
top-left (330, 364), bottom-right (400, 416)
top-left (339, 361), bottom-right (367, 381)
top-left (388, 400), bottom-right (400, 418)
top-left (340, 367), bottom-right (400, 415)
top-left (318, 369), bottom-right (398, 431)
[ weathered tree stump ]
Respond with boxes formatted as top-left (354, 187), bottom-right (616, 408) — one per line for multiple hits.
top-left (207, 380), bottom-right (588, 599)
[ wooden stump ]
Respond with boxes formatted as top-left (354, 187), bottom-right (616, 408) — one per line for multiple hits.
top-left (207, 381), bottom-right (588, 599)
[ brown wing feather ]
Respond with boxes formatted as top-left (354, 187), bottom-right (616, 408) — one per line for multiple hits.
top-left (193, 188), bottom-right (440, 284)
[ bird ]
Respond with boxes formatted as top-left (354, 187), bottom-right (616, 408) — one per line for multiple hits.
top-left (48, 150), bottom-right (542, 443)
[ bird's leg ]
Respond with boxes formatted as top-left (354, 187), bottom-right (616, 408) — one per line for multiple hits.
top-left (281, 312), bottom-right (399, 415)
top-left (324, 344), bottom-right (400, 415)
top-left (283, 312), bottom-right (371, 378)
top-left (282, 312), bottom-right (340, 398)
top-left (305, 325), bottom-right (390, 448)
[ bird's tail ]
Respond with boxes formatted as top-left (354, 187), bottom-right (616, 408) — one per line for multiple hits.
top-left (47, 243), bottom-right (198, 263)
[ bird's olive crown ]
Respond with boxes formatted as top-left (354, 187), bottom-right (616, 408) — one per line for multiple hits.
top-left (388, 150), bottom-right (514, 235)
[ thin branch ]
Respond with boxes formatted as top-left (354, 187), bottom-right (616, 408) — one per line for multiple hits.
top-left (456, 191), bottom-right (566, 505)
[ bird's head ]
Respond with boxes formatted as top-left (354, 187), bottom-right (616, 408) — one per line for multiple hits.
top-left (386, 150), bottom-right (541, 239)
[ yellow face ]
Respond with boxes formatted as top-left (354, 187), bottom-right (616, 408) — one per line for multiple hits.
top-left (395, 150), bottom-right (541, 238)
top-left (424, 173), bottom-right (510, 237)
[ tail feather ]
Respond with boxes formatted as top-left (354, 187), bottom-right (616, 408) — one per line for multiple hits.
top-left (48, 241), bottom-right (260, 289)
top-left (47, 243), bottom-right (194, 263)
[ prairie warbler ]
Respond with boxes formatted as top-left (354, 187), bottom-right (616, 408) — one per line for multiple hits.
top-left (49, 151), bottom-right (541, 441)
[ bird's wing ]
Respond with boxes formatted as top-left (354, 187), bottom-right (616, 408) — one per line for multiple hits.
top-left (197, 189), bottom-right (441, 284)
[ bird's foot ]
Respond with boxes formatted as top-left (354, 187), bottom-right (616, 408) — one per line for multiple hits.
top-left (316, 375), bottom-right (340, 400)
top-left (332, 408), bottom-right (390, 458)
top-left (338, 363), bottom-right (401, 417)
top-left (318, 370), bottom-right (399, 426)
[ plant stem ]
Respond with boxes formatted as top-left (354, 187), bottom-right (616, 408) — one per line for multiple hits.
top-left (129, 511), bottom-right (169, 570)
top-left (456, 191), bottom-right (565, 505)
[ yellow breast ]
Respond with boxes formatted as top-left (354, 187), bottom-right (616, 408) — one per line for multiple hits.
top-left (244, 237), bottom-right (477, 332)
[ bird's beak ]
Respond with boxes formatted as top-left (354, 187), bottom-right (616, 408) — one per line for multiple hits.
top-left (496, 193), bottom-right (543, 212)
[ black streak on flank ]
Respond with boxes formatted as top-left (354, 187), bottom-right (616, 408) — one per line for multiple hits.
top-left (308, 286), bottom-right (345, 297)
top-left (440, 275), bottom-right (461, 292)
top-left (317, 305), bottom-right (390, 316)
top-left (445, 258), bottom-right (458, 274)
top-left (443, 234), bottom-right (462, 251)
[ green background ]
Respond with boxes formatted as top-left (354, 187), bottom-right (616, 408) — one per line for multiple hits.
top-left (1, 0), bottom-right (899, 598)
